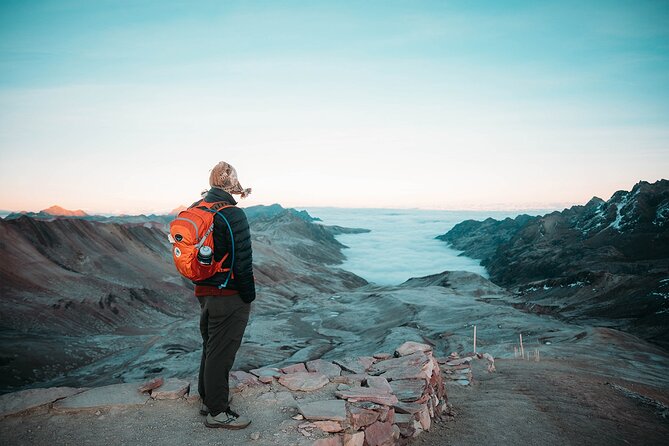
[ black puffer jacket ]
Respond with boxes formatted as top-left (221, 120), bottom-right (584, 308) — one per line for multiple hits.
top-left (192, 188), bottom-right (256, 303)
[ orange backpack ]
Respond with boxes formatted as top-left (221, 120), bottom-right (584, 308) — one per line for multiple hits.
top-left (168, 201), bottom-right (235, 284)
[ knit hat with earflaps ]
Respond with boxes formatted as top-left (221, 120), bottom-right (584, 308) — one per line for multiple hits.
top-left (209, 161), bottom-right (252, 198)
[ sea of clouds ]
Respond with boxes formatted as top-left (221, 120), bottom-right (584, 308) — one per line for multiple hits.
top-left (304, 207), bottom-right (539, 286)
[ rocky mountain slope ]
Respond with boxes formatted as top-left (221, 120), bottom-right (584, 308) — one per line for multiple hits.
top-left (438, 180), bottom-right (669, 347)
top-left (0, 205), bottom-right (364, 393)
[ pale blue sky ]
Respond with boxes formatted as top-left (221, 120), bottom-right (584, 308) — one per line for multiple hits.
top-left (1, 0), bottom-right (668, 213)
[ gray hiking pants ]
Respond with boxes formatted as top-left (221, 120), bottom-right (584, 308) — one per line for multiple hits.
top-left (197, 293), bottom-right (251, 416)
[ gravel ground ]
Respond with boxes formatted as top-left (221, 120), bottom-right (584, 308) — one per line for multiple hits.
top-left (0, 384), bottom-right (338, 446)
top-left (412, 358), bottom-right (669, 446)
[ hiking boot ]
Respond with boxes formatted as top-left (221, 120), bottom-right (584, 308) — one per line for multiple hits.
top-left (199, 402), bottom-right (209, 416)
top-left (199, 395), bottom-right (233, 416)
top-left (205, 409), bottom-right (251, 429)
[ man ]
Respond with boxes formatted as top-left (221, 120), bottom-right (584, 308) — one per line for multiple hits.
top-left (194, 161), bottom-right (255, 429)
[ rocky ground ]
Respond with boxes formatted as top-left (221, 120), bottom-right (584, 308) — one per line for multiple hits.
top-left (1, 335), bottom-right (667, 446)
top-left (2, 199), bottom-right (669, 445)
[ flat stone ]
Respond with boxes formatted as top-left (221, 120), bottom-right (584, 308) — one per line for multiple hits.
top-left (378, 406), bottom-right (394, 424)
top-left (258, 391), bottom-right (297, 408)
top-left (333, 358), bottom-right (371, 375)
top-left (392, 424), bottom-right (401, 441)
top-left (229, 371), bottom-right (262, 392)
top-left (138, 377), bottom-right (164, 393)
top-left (442, 363), bottom-right (470, 371)
top-left (364, 421), bottom-right (394, 446)
top-left (249, 367), bottom-right (282, 378)
top-left (373, 353), bottom-right (392, 360)
top-left (418, 406), bottom-right (431, 431)
top-left (394, 401), bottom-right (426, 415)
top-left (365, 376), bottom-right (392, 393)
top-left (281, 363), bottom-right (307, 374)
top-left (335, 388), bottom-right (398, 406)
top-left (368, 351), bottom-right (431, 380)
top-left (312, 437), bottom-right (343, 446)
top-left (313, 420), bottom-right (344, 433)
top-left (53, 383), bottom-right (150, 412)
top-left (332, 374), bottom-right (367, 386)
top-left (395, 341), bottom-right (432, 357)
top-left (298, 399), bottom-right (347, 422)
top-left (151, 378), bottom-right (190, 400)
top-left (446, 357), bottom-right (473, 366)
top-left (306, 359), bottom-right (342, 379)
top-left (279, 372), bottom-right (329, 392)
top-left (454, 379), bottom-right (470, 386)
top-left (389, 379), bottom-right (427, 403)
top-left (343, 431), bottom-right (364, 446)
top-left (349, 406), bottom-right (379, 430)
top-left (258, 376), bottom-right (274, 384)
top-left (394, 413), bottom-right (415, 426)
top-left (0, 387), bottom-right (85, 419)
top-left (349, 401), bottom-right (381, 411)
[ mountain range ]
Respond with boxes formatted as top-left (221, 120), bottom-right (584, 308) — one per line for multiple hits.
top-left (438, 179), bottom-right (669, 347)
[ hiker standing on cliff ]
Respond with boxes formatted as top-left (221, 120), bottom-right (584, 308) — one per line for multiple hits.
top-left (194, 161), bottom-right (256, 429)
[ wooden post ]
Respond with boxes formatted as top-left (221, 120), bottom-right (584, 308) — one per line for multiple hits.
top-left (519, 333), bottom-right (525, 360)
top-left (473, 325), bottom-right (477, 354)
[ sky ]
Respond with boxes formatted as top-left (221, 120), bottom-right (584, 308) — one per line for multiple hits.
top-left (0, 0), bottom-right (668, 214)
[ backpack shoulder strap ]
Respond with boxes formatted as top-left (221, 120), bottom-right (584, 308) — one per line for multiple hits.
top-left (196, 200), bottom-right (234, 211)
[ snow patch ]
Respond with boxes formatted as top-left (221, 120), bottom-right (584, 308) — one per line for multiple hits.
top-left (607, 188), bottom-right (640, 231)
top-left (654, 202), bottom-right (669, 227)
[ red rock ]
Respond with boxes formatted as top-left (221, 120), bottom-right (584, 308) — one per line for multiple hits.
top-left (281, 363), bottom-right (308, 374)
top-left (53, 383), bottom-right (150, 412)
top-left (0, 387), bottom-right (84, 419)
top-left (258, 376), bottom-right (274, 384)
top-left (306, 359), bottom-right (342, 379)
top-left (298, 399), bottom-right (347, 421)
top-left (343, 431), bottom-right (364, 446)
top-left (332, 374), bottom-right (366, 386)
top-left (392, 424), bottom-right (400, 441)
top-left (394, 341), bottom-right (432, 357)
top-left (358, 356), bottom-right (376, 371)
top-left (364, 421), bottom-right (394, 446)
top-left (335, 388), bottom-right (398, 406)
top-left (349, 406), bottom-right (379, 430)
top-left (138, 377), bottom-right (163, 393)
top-left (151, 378), bottom-right (190, 400)
top-left (279, 372), bottom-right (329, 392)
top-left (229, 371), bottom-right (262, 392)
top-left (378, 407), bottom-right (394, 424)
top-left (373, 353), bottom-right (391, 360)
top-left (313, 420), bottom-right (344, 433)
top-left (312, 436), bottom-right (342, 446)
top-left (418, 406), bottom-right (431, 430)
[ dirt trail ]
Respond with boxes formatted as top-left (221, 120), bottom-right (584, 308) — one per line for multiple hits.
top-left (415, 358), bottom-right (669, 446)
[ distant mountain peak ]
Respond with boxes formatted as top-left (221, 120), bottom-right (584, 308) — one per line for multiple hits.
top-left (41, 205), bottom-right (88, 217)
top-left (169, 205), bottom-right (187, 215)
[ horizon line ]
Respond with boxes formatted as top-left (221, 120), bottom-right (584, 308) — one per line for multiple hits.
top-left (0, 201), bottom-right (583, 217)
